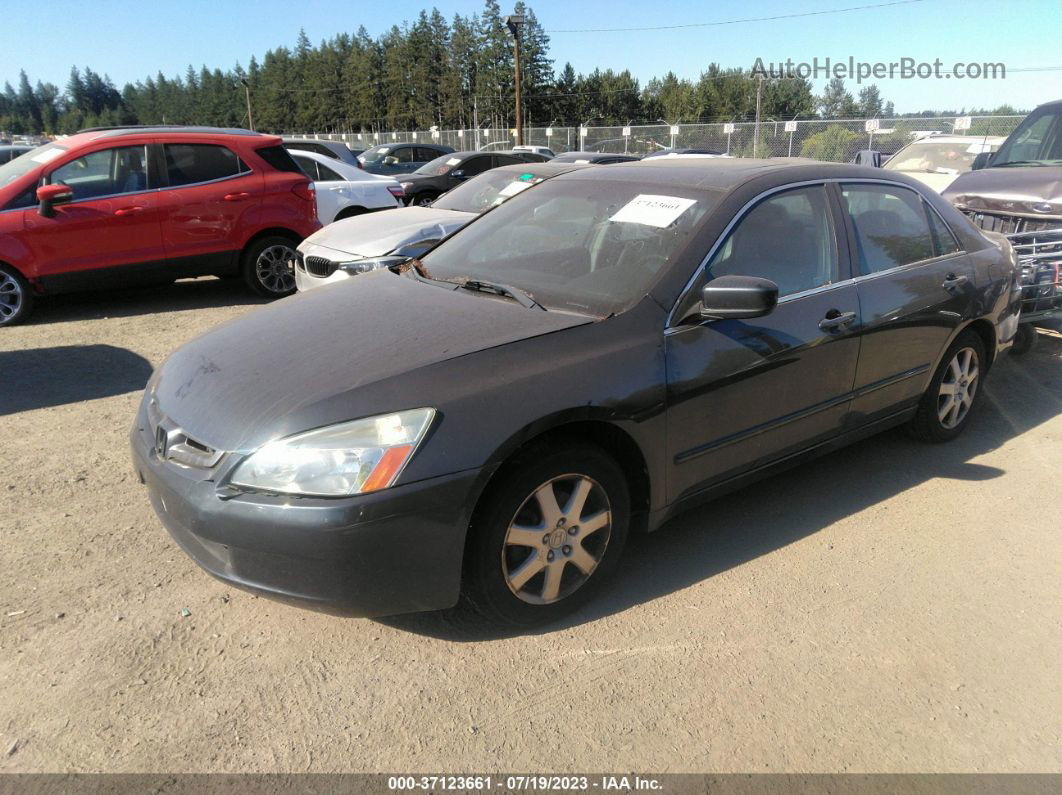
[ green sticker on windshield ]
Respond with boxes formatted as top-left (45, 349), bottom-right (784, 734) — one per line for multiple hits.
top-left (519, 173), bottom-right (535, 181)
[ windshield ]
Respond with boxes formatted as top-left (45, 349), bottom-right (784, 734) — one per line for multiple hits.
top-left (992, 108), bottom-right (1062, 166)
top-left (885, 140), bottom-right (998, 174)
top-left (433, 170), bottom-right (544, 213)
top-left (419, 178), bottom-right (719, 316)
top-left (0, 143), bottom-right (65, 188)
top-left (358, 145), bottom-right (393, 164)
top-left (414, 154), bottom-right (462, 176)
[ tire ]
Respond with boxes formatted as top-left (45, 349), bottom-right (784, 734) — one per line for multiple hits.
top-left (241, 235), bottom-right (299, 298)
top-left (409, 192), bottom-right (438, 207)
top-left (462, 443), bottom-right (630, 626)
top-left (334, 206), bottom-right (368, 222)
top-left (907, 330), bottom-right (987, 442)
top-left (0, 264), bottom-right (33, 327)
top-left (1010, 324), bottom-right (1038, 356)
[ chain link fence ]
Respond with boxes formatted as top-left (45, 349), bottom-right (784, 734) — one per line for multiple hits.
top-left (290, 116), bottom-right (1024, 162)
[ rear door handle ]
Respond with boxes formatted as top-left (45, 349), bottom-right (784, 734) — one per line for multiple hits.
top-left (223, 192), bottom-right (250, 201)
top-left (942, 272), bottom-right (968, 290)
top-left (819, 310), bottom-right (857, 331)
top-left (114, 206), bottom-right (144, 216)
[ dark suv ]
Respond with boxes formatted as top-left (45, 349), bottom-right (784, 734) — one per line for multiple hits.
top-left (397, 150), bottom-right (544, 206)
top-left (0, 126), bottom-right (320, 326)
top-left (357, 143), bottom-right (455, 175)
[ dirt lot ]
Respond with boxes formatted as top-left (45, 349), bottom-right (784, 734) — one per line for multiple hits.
top-left (1, 278), bottom-right (1060, 774)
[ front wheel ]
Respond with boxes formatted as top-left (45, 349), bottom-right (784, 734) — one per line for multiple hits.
top-left (241, 236), bottom-right (299, 298)
top-left (1010, 324), bottom-right (1038, 356)
top-left (462, 443), bottom-right (630, 626)
top-left (409, 192), bottom-right (438, 207)
top-left (907, 330), bottom-right (987, 442)
top-left (0, 264), bottom-right (33, 327)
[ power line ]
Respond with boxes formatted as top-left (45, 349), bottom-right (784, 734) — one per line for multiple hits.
top-left (545, 0), bottom-right (928, 33)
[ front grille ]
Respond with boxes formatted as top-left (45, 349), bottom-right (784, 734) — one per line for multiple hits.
top-left (963, 210), bottom-right (1060, 235)
top-left (304, 256), bottom-right (337, 278)
top-left (149, 404), bottom-right (224, 469)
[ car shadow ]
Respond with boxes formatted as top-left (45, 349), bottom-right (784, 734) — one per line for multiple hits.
top-left (24, 277), bottom-right (268, 325)
top-left (0, 344), bottom-right (154, 416)
top-left (380, 335), bottom-right (1062, 641)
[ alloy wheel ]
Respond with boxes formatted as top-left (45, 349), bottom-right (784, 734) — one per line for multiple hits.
top-left (0, 271), bottom-right (23, 323)
top-left (937, 346), bottom-right (979, 430)
top-left (255, 244), bottom-right (297, 294)
top-left (502, 474), bottom-right (612, 605)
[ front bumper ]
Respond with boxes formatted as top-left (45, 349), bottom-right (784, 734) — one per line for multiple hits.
top-left (130, 418), bottom-right (479, 617)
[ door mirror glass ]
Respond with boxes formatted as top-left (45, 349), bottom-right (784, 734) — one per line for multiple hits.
top-left (36, 183), bottom-right (74, 217)
top-left (451, 169), bottom-right (468, 180)
top-left (701, 275), bottom-right (779, 320)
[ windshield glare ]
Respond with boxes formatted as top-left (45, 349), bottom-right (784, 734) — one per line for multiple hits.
top-left (885, 141), bottom-right (997, 174)
top-left (420, 179), bottom-right (718, 316)
top-left (992, 109), bottom-right (1062, 166)
top-left (0, 143), bottom-right (65, 188)
top-left (414, 154), bottom-right (458, 175)
top-left (433, 171), bottom-right (542, 213)
top-left (358, 145), bottom-right (392, 163)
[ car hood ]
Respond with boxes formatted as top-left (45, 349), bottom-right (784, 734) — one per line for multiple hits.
top-left (152, 269), bottom-right (592, 452)
top-left (892, 170), bottom-right (958, 193)
top-left (301, 206), bottom-right (474, 258)
top-left (943, 166), bottom-right (1062, 218)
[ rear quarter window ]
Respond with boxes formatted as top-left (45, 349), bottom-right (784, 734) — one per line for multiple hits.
top-left (255, 145), bottom-right (304, 174)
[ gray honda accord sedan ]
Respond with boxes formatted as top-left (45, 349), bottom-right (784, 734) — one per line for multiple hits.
top-left (131, 159), bottom-right (1020, 626)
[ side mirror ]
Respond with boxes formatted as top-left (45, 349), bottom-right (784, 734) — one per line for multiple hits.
top-left (700, 275), bottom-right (779, 321)
top-left (451, 169), bottom-right (468, 181)
top-left (971, 151), bottom-right (993, 170)
top-left (37, 183), bottom-right (74, 218)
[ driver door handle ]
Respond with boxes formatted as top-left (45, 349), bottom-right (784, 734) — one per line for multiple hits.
top-left (114, 206), bottom-right (144, 216)
top-left (942, 273), bottom-right (968, 290)
top-left (819, 310), bottom-right (857, 331)
top-left (223, 192), bottom-right (250, 202)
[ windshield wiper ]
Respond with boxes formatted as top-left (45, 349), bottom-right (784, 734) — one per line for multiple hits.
top-left (458, 279), bottom-right (545, 310)
top-left (993, 159), bottom-right (1059, 167)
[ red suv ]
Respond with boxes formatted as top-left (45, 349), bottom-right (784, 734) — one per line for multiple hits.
top-left (0, 126), bottom-right (320, 326)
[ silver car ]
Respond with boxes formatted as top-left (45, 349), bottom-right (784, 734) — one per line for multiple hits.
top-left (295, 162), bottom-right (587, 291)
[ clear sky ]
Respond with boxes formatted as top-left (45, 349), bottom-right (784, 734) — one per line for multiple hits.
top-left (4, 0), bottom-right (1062, 114)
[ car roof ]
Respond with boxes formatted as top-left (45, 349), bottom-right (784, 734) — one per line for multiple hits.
top-left (58, 126), bottom-right (279, 148)
top-left (488, 162), bottom-right (592, 178)
top-left (556, 157), bottom-right (907, 192)
top-left (902, 134), bottom-right (1006, 145)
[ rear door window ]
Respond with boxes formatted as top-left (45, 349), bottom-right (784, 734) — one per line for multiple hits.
top-left (461, 156), bottom-right (493, 176)
top-left (316, 162), bottom-right (343, 182)
top-left (840, 183), bottom-right (936, 274)
top-left (48, 145), bottom-right (150, 200)
top-left (164, 143), bottom-right (248, 187)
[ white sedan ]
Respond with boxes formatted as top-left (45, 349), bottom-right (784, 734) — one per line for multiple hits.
top-left (288, 149), bottom-right (404, 224)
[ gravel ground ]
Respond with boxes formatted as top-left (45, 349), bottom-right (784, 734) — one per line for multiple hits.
top-left (1, 278), bottom-right (1060, 773)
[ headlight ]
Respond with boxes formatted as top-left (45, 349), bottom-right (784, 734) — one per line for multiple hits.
top-left (336, 255), bottom-right (409, 274)
top-left (230, 408), bottom-right (435, 496)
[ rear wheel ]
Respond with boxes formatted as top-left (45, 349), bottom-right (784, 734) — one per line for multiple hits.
top-left (907, 330), bottom-right (986, 442)
top-left (409, 192), bottom-right (438, 207)
top-left (334, 206), bottom-right (368, 222)
top-left (0, 264), bottom-right (33, 327)
top-left (241, 236), bottom-right (298, 298)
top-left (462, 443), bottom-right (630, 626)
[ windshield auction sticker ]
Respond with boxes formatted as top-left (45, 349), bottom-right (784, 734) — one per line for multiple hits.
top-left (610, 194), bottom-right (696, 228)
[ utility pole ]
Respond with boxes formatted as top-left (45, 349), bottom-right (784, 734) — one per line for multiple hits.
top-left (240, 78), bottom-right (254, 132)
top-left (505, 12), bottom-right (525, 146)
top-left (753, 74), bottom-right (763, 158)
